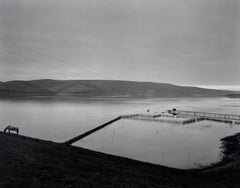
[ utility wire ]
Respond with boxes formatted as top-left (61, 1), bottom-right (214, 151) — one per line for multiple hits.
top-left (0, 46), bottom-right (66, 72)
top-left (0, 37), bottom-right (97, 79)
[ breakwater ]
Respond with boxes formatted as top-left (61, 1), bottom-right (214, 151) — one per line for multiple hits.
top-left (64, 116), bottom-right (121, 145)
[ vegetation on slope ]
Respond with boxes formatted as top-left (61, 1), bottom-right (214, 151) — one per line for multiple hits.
top-left (0, 79), bottom-right (236, 97)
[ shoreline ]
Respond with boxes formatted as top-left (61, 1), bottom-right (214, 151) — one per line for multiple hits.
top-left (201, 133), bottom-right (240, 172)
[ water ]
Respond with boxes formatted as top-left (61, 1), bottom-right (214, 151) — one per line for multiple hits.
top-left (77, 119), bottom-right (240, 169)
top-left (0, 97), bottom-right (149, 141)
top-left (0, 97), bottom-right (240, 169)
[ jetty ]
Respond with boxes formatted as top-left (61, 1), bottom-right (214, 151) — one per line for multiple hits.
top-left (64, 116), bottom-right (121, 145)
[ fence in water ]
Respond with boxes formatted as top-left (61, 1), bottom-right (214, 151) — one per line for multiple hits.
top-left (64, 109), bottom-right (240, 145)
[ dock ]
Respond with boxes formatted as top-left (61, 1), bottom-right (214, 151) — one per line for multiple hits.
top-left (167, 109), bottom-right (240, 124)
top-left (123, 109), bottom-right (240, 125)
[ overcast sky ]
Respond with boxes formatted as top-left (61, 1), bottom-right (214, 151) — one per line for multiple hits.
top-left (0, 0), bottom-right (239, 86)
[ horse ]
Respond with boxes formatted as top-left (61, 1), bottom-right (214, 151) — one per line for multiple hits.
top-left (3, 125), bottom-right (19, 135)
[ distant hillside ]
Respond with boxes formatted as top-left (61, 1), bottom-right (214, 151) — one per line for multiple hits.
top-left (0, 79), bottom-right (237, 98)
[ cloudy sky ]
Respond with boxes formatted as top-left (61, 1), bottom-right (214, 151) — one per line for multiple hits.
top-left (0, 0), bottom-right (239, 86)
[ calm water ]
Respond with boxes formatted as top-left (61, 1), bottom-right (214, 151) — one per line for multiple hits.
top-left (0, 97), bottom-right (240, 169)
top-left (77, 119), bottom-right (240, 169)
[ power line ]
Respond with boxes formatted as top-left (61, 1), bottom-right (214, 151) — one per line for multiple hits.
top-left (0, 37), bottom-right (99, 76)
top-left (0, 38), bottom-right (91, 78)
top-left (0, 46), bottom-right (65, 71)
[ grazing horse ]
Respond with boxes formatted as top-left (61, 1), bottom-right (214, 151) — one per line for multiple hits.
top-left (3, 125), bottom-right (19, 135)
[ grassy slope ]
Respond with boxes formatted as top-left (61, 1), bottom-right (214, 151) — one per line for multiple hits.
top-left (0, 79), bottom-right (235, 97)
top-left (0, 132), bottom-right (240, 188)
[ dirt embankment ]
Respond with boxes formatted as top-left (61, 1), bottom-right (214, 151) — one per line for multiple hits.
top-left (221, 133), bottom-right (240, 160)
top-left (0, 132), bottom-right (240, 188)
top-left (201, 133), bottom-right (240, 173)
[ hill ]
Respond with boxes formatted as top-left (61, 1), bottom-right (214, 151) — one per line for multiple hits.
top-left (1, 132), bottom-right (240, 187)
top-left (0, 79), bottom-right (236, 97)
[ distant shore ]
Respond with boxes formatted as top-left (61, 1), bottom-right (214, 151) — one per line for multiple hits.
top-left (225, 94), bottom-right (240, 99)
top-left (1, 79), bottom-right (238, 98)
top-left (0, 132), bottom-right (240, 187)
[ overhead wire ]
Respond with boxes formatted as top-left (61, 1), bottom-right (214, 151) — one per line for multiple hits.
top-left (0, 37), bottom-right (97, 79)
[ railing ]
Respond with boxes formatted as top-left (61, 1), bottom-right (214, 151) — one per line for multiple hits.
top-left (168, 110), bottom-right (240, 121)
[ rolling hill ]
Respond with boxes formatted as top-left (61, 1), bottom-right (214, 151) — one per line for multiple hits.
top-left (0, 79), bottom-right (237, 98)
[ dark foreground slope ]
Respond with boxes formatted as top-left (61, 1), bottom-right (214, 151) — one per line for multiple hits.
top-left (0, 132), bottom-right (240, 188)
top-left (0, 79), bottom-right (236, 97)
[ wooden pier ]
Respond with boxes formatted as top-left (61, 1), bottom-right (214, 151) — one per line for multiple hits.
top-left (168, 109), bottom-right (240, 124)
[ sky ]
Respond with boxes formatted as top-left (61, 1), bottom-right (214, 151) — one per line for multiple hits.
top-left (0, 0), bottom-right (239, 86)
